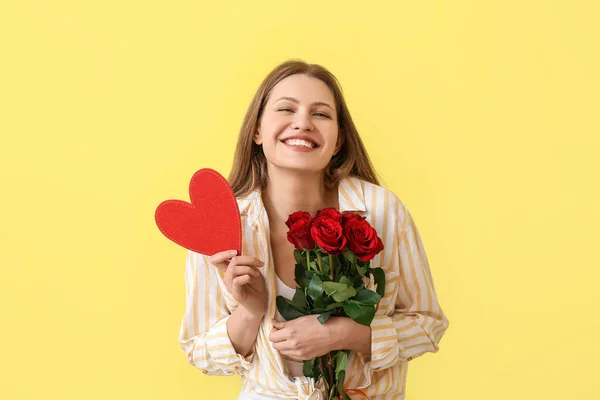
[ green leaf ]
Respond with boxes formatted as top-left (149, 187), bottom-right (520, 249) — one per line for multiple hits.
top-left (356, 264), bottom-right (366, 276)
top-left (331, 286), bottom-right (356, 302)
top-left (335, 351), bottom-right (348, 375)
top-left (276, 296), bottom-right (307, 320)
top-left (291, 288), bottom-right (307, 310)
top-left (336, 369), bottom-right (351, 400)
top-left (325, 302), bottom-right (343, 311)
top-left (322, 281), bottom-right (357, 302)
top-left (283, 296), bottom-right (306, 313)
top-left (353, 288), bottom-right (381, 306)
top-left (342, 249), bottom-right (357, 263)
top-left (339, 276), bottom-right (352, 286)
top-left (303, 359), bottom-right (315, 377)
top-left (308, 274), bottom-right (324, 300)
top-left (321, 260), bottom-right (330, 276)
top-left (317, 310), bottom-right (333, 324)
top-left (321, 281), bottom-right (349, 294)
top-left (294, 250), bottom-right (307, 268)
top-left (343, 302), bottom-right (376, 326)
top-left (353, 274), bottom-right (365, 288)
top-left (295, 264), bottom-right (310, 288)
top-left (313, 293), bottom-right (326, 309)
top-left (370, 267), bottom-right (386, 297)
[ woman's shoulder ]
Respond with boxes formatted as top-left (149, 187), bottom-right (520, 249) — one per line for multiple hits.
top-left (346, 175), bottom-right (409, 222)
top-left (235, 188), bottom-right (260, 214)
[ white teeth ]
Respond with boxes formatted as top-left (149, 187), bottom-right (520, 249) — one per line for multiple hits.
top-left (284, 139), bottom-right (316, 148)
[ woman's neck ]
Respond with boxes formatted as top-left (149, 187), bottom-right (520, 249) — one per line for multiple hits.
top-left (261, 167), bottom-right (339, 234)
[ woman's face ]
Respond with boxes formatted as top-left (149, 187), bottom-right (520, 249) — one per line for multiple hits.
top-left (255, 74), bottom-right (341, 175)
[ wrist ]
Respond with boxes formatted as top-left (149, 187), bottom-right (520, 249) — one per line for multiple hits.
top-left (329, 316), bottom-right (371, 354)
top-left (237, 304), bottom-right (265, 324)
top-left (328, 316), bottom-right (352, 351)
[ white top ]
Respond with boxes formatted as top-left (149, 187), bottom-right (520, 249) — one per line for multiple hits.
top-left (180, 175), bottom-right (450, 399)
top-left (273, 274), bottom-right (305, 378)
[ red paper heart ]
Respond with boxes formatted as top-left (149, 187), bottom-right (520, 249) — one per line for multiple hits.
top-left (155, 168), bottom-right (242, 256)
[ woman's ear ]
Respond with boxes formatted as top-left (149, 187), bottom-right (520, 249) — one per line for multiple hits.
top-left (254, 128), bottom-right (262, 145)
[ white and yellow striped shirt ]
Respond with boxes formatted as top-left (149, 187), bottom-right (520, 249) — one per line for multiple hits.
top-left (179, 175), bottom-right (449, 399)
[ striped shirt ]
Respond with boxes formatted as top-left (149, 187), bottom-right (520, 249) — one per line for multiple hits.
top-left (179, 175), bottom-right (449, 399)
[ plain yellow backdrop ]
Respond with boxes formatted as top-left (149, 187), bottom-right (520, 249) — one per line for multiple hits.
top-left (1, 1), bottom-right (599, 399)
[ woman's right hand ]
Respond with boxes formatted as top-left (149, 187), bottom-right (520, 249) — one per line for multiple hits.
top-left (209, 250), bottom-right (268, 317)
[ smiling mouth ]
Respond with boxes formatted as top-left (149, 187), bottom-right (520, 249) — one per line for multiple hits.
top-left (280, 138), bottom-right (320, 149)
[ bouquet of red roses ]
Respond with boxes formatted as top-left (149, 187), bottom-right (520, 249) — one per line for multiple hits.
top-left (276, 208), bottom-right (386, 400)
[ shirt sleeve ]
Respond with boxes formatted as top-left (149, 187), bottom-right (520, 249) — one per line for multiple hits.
top-left (361, 206), bottom-right (450, 374)
top-left (178, 250), bottom-right (255, 376)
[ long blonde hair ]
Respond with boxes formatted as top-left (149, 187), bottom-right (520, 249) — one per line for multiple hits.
top-left (228, 59), bottom-right (380, 198)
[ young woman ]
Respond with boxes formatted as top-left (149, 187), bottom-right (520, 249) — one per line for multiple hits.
top-left (179, 60), bottom-right (449, 399)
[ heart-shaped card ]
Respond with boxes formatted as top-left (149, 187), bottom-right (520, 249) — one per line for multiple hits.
top-left (155, 168), bottom-right (242, 256)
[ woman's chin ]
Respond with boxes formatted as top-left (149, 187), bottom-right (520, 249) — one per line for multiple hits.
top-left (268, 163), bottom-right (327, 175)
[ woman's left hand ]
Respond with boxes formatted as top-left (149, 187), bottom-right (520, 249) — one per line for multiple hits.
top-left (269, 315), bottom-right (339, 360)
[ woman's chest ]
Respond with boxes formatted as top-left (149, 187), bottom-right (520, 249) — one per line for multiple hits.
top-left (269, 233), bottom-right (299, 289)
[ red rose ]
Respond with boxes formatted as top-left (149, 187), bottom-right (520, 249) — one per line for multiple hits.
top-left (311, 213), bottom-right (347, 254)
top-left (285, 211), bottom-right (315, 250)
top-left (342, 212), bottom-right (362, 225)
top-left (315, 208), bottom-right (342, 223)
top-left (343, 216), bottom-right (384, 261)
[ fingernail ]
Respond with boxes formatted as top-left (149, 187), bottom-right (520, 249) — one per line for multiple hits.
top-left (229, 250), bottom-right (237, 256)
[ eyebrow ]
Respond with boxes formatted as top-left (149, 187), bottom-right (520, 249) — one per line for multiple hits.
top-left (274, 96), bottom-right (334, 111)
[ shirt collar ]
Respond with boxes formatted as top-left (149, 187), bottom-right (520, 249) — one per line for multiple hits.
top-left (238, 175), bottom-right (366, 233)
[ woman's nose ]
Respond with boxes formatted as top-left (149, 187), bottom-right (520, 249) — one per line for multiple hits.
top-left (291, 110), bottom-right (314, 131)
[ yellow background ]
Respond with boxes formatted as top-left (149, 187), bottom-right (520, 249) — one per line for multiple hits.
top-left (1, 1), bottom-right (599, 399)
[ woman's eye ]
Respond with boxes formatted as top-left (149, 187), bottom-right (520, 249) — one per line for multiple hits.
top-left (277, 108), bottom-right (330, 118)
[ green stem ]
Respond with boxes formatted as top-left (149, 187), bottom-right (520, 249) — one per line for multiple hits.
top-left (329, 254), bottom-right (335, 281)
top-left (318, 356), bottom-right (327, 393)
top-left (306, 250), bottom-right (311, 271)
top-left (316, 251), bottom-right (322, 274)
top-left (326, 352), bottom-right (335, 399)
